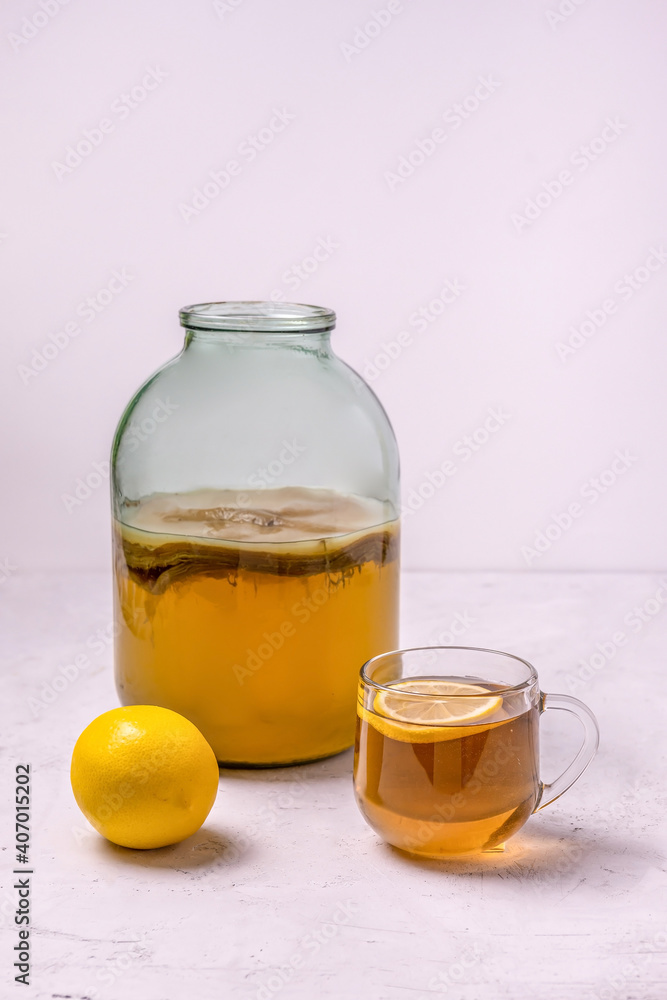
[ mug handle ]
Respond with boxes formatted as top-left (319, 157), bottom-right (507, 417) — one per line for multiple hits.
top-left (534, 692), bottom-right (600, 812)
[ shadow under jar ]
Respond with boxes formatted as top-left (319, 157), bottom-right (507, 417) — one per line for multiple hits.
top-left (111, 302), bottom-right (400, 767)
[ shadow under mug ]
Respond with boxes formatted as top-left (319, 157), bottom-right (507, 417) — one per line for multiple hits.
top-left (353, 646), bottom-right (599, 859)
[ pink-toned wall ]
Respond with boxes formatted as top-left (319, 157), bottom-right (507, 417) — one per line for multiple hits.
top-left (2, 0), bottom-right (664, 571)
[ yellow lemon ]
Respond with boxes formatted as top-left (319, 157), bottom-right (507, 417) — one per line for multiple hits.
top-left (359, 679), bottom-right (503, 743)
top-left (70, 705), bottom-right (219, 849)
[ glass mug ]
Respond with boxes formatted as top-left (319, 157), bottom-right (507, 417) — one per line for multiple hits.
top-left (353, 647), bottom-right (599, 858)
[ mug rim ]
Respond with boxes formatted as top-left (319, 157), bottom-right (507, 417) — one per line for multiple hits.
top-left (360, 645), bottom-right (539, 696)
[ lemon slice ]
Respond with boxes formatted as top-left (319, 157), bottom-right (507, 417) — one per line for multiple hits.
top-left (376, 679), bottom-right (501, 724)
top-left (360, 678), bottom-right (503, 743)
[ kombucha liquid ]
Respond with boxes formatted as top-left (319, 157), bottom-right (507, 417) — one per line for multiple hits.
top-left (113, 487), bottom-right (399, 766)
top-left (354, 680), bottom-right (539, 857)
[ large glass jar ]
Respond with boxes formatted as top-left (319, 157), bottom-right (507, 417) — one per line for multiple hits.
top-left (111, 302), bottom-right (400, 766)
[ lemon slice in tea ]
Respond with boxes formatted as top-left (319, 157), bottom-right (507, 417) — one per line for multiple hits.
top-left (361, 678), bottom-right (503, 743)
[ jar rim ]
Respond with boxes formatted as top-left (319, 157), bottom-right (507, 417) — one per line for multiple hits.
top-left (179, 301), bottom-right (336, 333)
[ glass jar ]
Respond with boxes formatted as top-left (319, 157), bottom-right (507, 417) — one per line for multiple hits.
top-left (111, 302), bottom-right (400, 766)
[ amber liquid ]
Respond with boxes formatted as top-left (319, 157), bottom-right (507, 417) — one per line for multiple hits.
top-left (354, 686), bottom-right (539, 857)
top-left (113, 487), bottom-right (399, 766)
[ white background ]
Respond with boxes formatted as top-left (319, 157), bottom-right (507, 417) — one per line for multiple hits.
top-left (2, 0), bottom-right (665, 572)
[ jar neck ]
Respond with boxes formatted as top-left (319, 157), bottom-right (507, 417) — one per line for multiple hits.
top-left (183, 328), bottom-right (333, 352)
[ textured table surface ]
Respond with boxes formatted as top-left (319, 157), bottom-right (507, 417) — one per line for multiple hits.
top-left (3, 571), bottom-right (667, 1000)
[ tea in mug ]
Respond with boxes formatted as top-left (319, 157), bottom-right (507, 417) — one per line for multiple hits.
top-left (354, 678), bottom-right (540, 857)
top-left (114, 486), bottom-right (399, 766)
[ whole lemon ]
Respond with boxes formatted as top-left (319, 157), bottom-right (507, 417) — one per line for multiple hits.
top-left (71, 705), bottom-right (219, 849)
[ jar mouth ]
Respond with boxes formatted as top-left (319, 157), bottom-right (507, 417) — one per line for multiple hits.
top-left (179, 301), bottom-right (336, 333)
